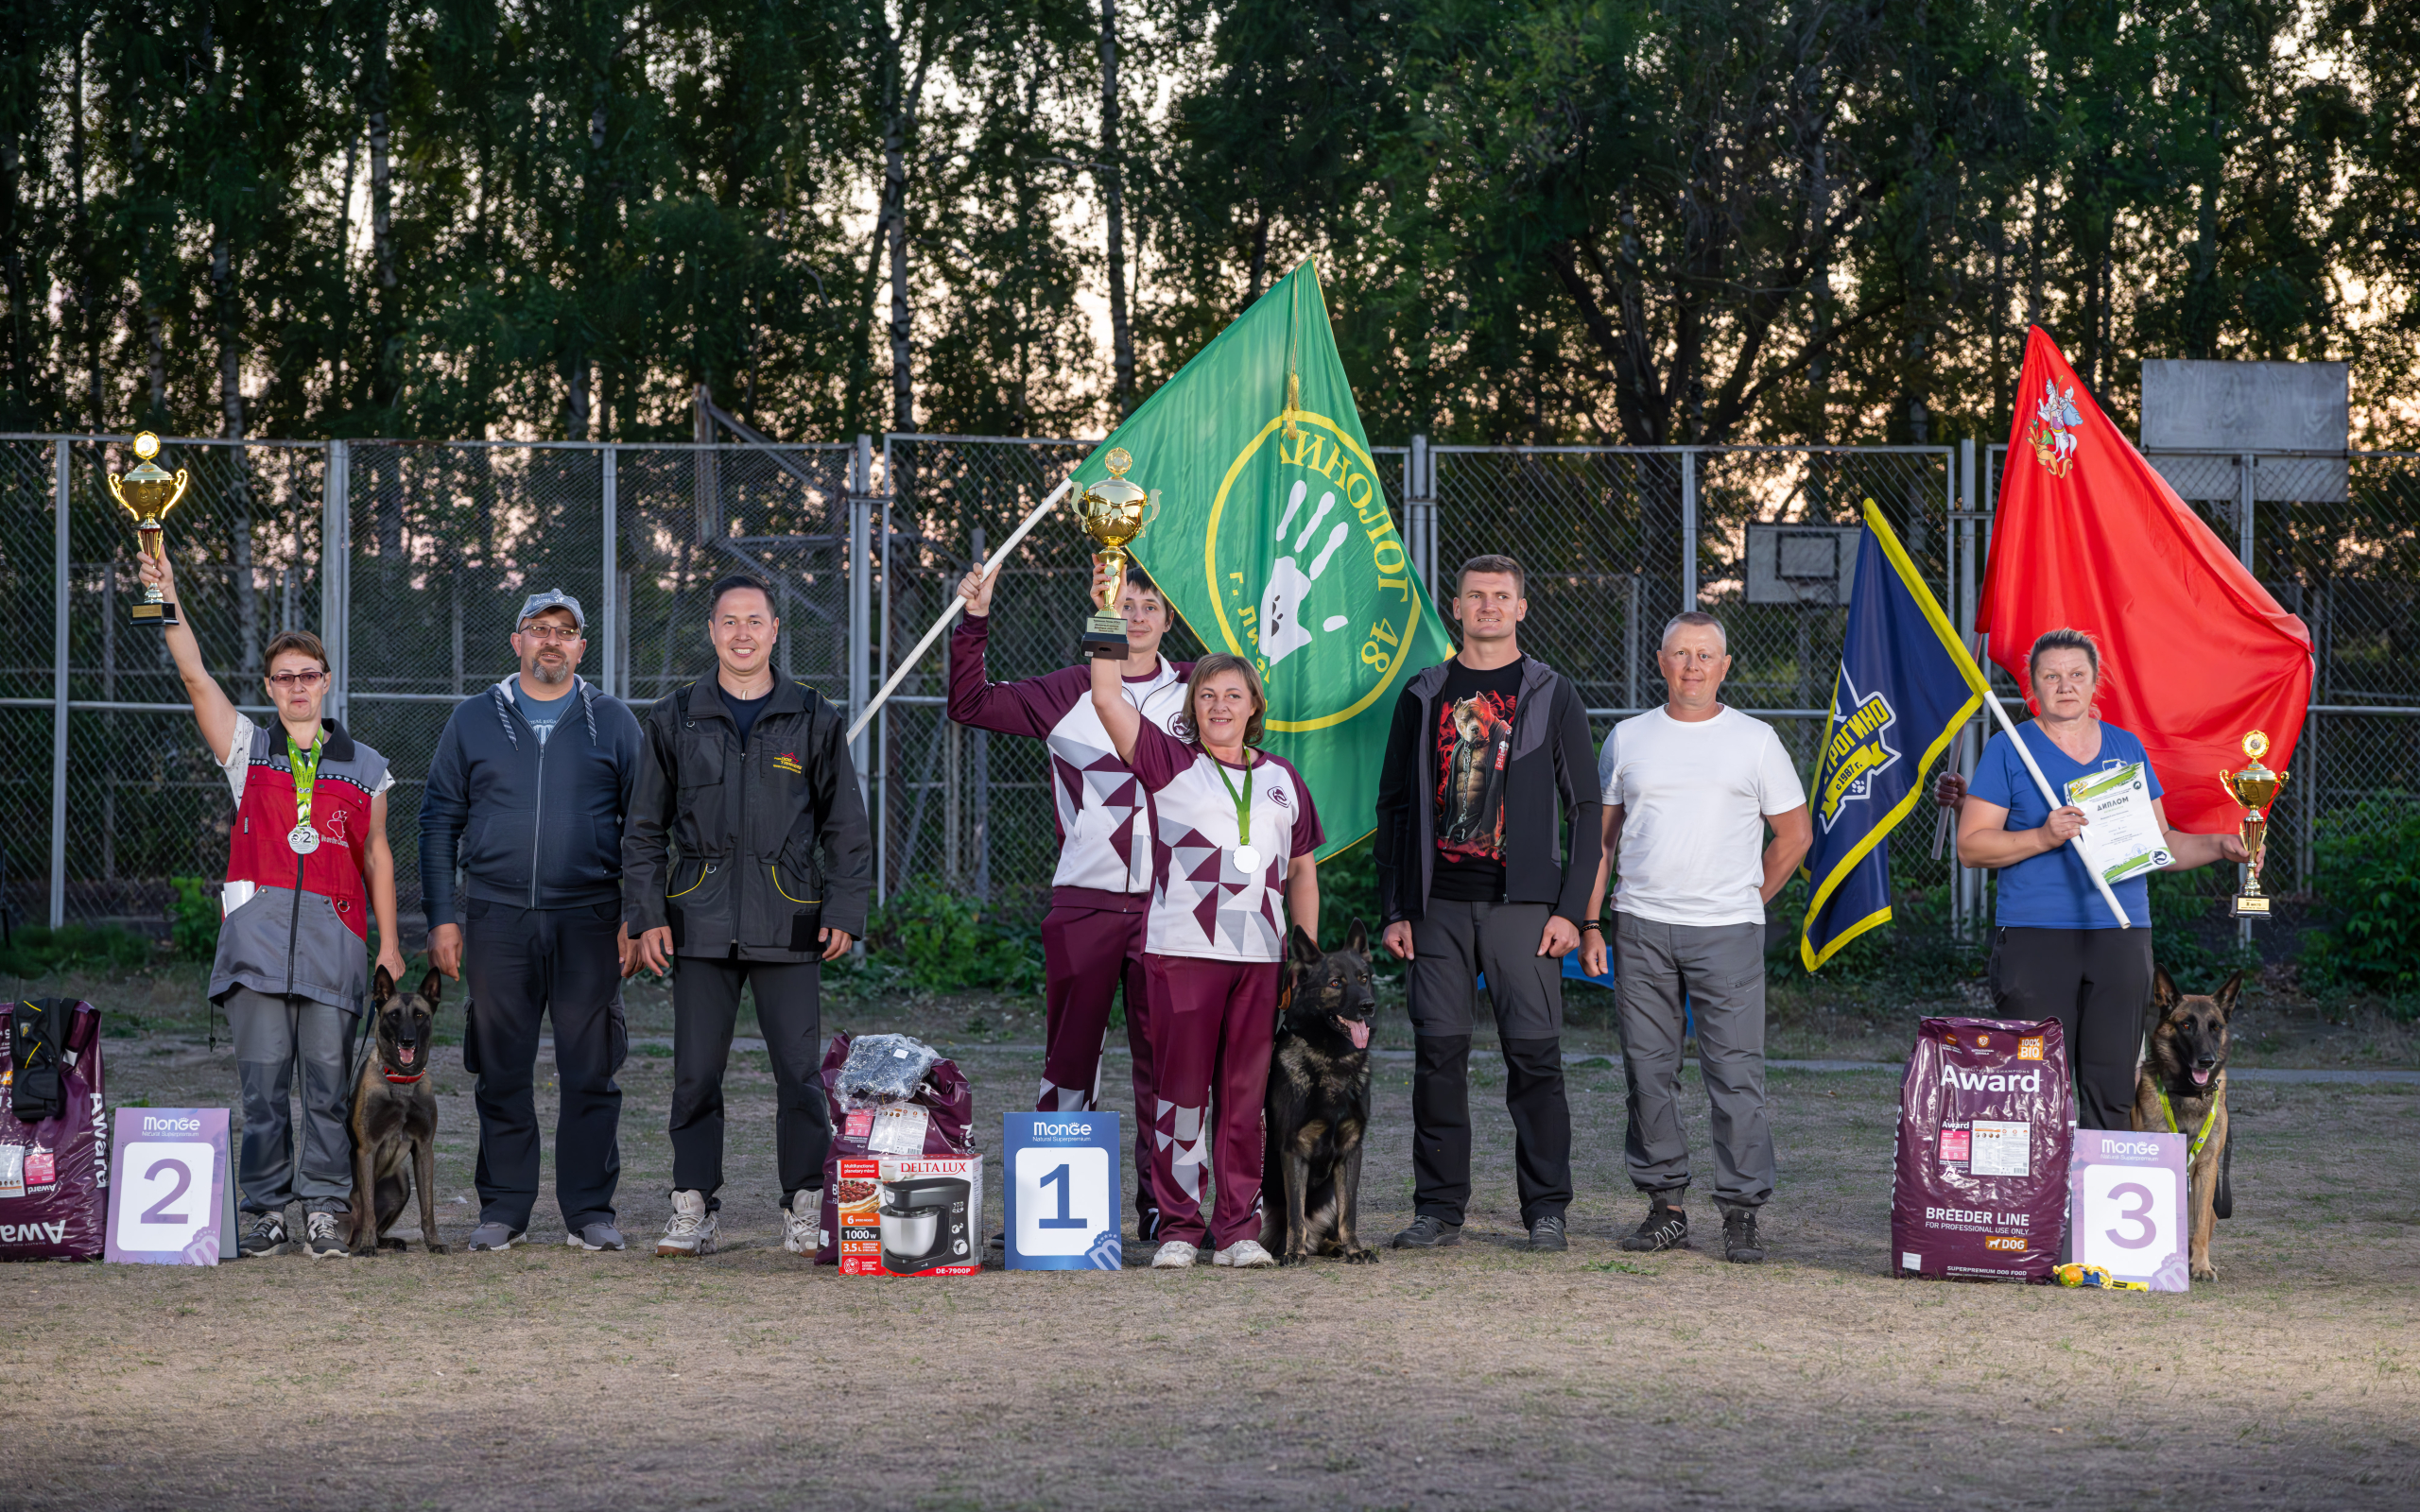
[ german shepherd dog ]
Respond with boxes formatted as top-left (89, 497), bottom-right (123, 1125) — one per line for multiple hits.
top-left (347, 967), bottom-right (446, 1255)
top-left (2131, 967), bottom-right (2237, 1281)
top-left (1258, 919), bottom-right (1380, 1265)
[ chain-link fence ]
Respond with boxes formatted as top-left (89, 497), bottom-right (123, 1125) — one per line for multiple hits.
top-left (6, 430), bottom-right (2416, 950)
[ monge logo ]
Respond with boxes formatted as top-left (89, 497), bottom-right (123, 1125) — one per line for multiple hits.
top-left (1815, 670), bottom-right (1901, 833)
top-left (141, 1114), bottom-right (202, 1134)
top-left (1205, 413), bottom-right (1426, 732)
top-left (1031, 1118), bottom-right (1092, 1139)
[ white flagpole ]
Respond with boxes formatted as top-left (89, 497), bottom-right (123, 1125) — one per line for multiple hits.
top-left (846, 476), bottom-right (1075, 746)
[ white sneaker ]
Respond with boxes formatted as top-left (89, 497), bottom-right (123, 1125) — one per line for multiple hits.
top-left (1213, 1239), bottom-right (1276, 1268)
top-left (782, 1190), bottom-right (818, 1255)
top-left (655, 1190), bottom-right (717, 1257)
top-left (1150, 1240), bottom-right (1200, 1269)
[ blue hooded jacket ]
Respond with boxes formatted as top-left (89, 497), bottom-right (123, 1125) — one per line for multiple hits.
top-left (419, 676), bottom-right (645, 925)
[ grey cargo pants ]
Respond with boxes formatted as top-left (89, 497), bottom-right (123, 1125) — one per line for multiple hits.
top-left (1611, 914), bottom-right (1775, 1211)
top-left (224, 985), bottom-right (354, 1214)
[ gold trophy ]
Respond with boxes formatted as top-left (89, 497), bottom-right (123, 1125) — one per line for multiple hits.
top-left (1075, 447), bottom-right (1158, 662)
top-left (108, 432), bottom-right (189, 627)
top-left (2218, 730), bottom-right (2288, 919)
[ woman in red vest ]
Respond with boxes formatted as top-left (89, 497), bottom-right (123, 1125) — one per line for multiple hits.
top-left (143, 555), bottom-right (407, 1261)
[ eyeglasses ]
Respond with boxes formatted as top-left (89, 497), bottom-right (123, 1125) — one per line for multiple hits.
top-left (268, 670), bottom-right (327, 689)
top-left (518, 625), bottom-right (583, 642)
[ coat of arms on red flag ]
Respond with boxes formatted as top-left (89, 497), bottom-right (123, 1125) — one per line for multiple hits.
top-left (2030, 377), bottom-right (2083, 478)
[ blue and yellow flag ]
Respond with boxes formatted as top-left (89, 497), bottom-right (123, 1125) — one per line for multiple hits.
top-left (1799, 502), bottom-right (1992, 971)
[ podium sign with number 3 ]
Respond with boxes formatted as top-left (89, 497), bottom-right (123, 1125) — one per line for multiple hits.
top-left (106, 1108), bottom-right (231, 1265)
top-left (1003, 1111), bottom-right (1121, 1270)
top-left (2069, 1128), bottom-right (2189, 1291)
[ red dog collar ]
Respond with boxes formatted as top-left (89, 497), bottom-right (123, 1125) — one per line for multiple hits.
top-left (383, 1069), bottom-right (427, 1084)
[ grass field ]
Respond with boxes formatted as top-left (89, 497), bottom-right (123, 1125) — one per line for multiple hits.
top-left (3, 971), bottom-right (2416, 1510)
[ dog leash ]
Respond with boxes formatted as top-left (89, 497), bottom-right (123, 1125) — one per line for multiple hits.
top-left (2152, 1085), bottom-right (2220, 1160)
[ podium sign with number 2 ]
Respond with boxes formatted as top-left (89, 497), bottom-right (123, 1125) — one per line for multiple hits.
top-left (2069, 1128), bottom-right (2189, 1292)
top-left (106, 1108), bottom-right (231, 1266)
top-left (1003, 1111), bottom-right (1121, 1271)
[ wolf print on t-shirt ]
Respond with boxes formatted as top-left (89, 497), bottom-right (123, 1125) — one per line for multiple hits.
top-left (1435, 690), bottom-right (1515, 861)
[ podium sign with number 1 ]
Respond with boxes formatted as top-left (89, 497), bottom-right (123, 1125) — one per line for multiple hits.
top-left (106, 1108), bottom-right (231, 1266)
top-left (1003, 1111), bottom-right (1121, 1270)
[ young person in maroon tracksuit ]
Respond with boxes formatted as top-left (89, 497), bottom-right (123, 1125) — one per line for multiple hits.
top-left (949, 561), bottom-right (1190, 1239)
top-left (1089, 649), bottom-right (1322, 1270)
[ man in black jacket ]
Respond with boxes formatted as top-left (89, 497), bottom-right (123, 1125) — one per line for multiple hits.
top-left (1374, 556), bottom-right (1602, 1253)
top-left (422, 589), bottom-right (646, 1253)
top-left (625, 573), bottom-right (872, 1259)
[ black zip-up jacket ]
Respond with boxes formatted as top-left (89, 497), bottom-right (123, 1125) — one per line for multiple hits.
top-left (1374, 653), bottom-right (1603, 926)
top-left (420, 677), bottom-right (644, 927)
top-left (622, 674), bottom-right (872, 958)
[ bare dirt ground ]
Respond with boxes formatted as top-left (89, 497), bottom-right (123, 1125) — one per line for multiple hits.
top-left (3, 970), bottom-right (2415, 1512)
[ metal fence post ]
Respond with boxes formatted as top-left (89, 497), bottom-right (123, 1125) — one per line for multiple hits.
top-left (970, 524), bottom-right (990, 902)
top-left (600, 446), bottom-right (619, 696)
top-left (1408, 434), bottom-right (1433, 597)
top-left (49, 439), bottom-right (69, 927)
top-left (848, 435), bottom-right (873, 810)
top-left (1955, 438), bottom-right (1977, 939)
top-left (323, 439), bottom-right (351, 724)
top-left (1680, 449), bottom-right (1699, 609)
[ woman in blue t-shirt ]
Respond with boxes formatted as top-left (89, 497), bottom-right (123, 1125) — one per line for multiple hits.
top-left (1941, 628), bottom-right (2248, 1129)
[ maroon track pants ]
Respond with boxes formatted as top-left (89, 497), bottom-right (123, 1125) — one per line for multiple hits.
top-left (1140, 952), bottom-right (1280, 1248)
top-left (1039, 905), bottom-right (1162, 1228)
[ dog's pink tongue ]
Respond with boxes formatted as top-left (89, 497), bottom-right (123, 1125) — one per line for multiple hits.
top-left (2190, 1067), bottom-right (2211, 1086)
top-left (400, 1044), bottom-right (417, 1065)
top-left (1340, 1018), bottom-right (1370, 1050)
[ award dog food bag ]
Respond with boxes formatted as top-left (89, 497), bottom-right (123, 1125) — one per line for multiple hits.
top-left (1892, 1017), bottom-right (2072, 1282)
top-left (0, 1000), bottom-right (108, 1262)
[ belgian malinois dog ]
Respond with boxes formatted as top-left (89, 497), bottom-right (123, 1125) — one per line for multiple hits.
top-left (348, 967), bottom-right (446, 1256)
top-left (1258, 919), bottom-right (1380, 1265)
top-left (2131, 967), bottom-right (2237, 1281)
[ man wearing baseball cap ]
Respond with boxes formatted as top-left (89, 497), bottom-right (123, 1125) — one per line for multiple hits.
top-left (421, 589), bottom-right (646, 1251)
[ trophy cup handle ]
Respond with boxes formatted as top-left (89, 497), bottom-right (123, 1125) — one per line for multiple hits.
top-left (164, 468), bottom-right (190, 520)
top-left (107, 472), bottom-right (137, 522)
top-left (1143, 490), bottom-right (1162, 534)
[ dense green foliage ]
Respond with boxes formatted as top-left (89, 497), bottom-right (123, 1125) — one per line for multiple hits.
top-left (167, 874), bottom-right (220, 961)
top-left (0, 2), bottom-right (2408, 445)
top-left (0, 921), bottom-right (154, 980)
top-left (2300, 801), bottom-right (2420, 1002)
top-left (857, 880), bottom-right (1048, 996)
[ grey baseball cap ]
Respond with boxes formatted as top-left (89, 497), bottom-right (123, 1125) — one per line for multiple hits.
top-left (517, 589), bottom-right (586, 631)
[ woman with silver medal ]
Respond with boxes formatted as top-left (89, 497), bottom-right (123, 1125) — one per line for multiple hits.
top-left (140, 550), bottom-right (407, 1262)
top-left (1090, 638), bottom-right (1324, 1272)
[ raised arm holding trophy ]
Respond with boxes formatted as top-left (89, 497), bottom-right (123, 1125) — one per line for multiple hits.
top-left (110, 431), bottom-right (189, 627)
top-left (1076, 447), bottom-right (1158, 662)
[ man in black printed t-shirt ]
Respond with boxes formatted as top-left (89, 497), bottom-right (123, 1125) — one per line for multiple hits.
top-left (1374, 555), bottom-right (1602, 1253)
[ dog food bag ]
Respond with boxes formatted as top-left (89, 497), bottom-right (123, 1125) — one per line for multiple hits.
top-left (815, 1033), bottom-right (975, 1263)
top-left (1891, 1016), bottom-right (2072, 1282)
top-left (0, 1000), bottom-right (108, 1262)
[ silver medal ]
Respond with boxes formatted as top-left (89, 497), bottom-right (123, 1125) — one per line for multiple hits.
top-left (287, 824), bottom-right (321, 855)
top-left (1232, 844), bottom-right (1262, 875)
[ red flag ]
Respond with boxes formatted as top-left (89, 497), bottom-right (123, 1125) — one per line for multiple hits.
top-left (1977, 327), bottom-right (2313, 836)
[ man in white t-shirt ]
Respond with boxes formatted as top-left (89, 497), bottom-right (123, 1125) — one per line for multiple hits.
top-left (1580, 611), bottom-right (1810, 1263)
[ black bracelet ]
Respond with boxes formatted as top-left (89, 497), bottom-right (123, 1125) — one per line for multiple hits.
top-left (1580, 920), bottom-right (1604, 933)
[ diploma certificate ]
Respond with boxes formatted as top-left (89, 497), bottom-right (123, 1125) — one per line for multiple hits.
top-left (2066, 763), bottom-right (2172, 885)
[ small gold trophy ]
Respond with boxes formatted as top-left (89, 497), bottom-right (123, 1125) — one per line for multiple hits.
top-left (1075, 447), bottom-right (1158, 662)
top-left (108, 432), bottom-right (189, 627)
top-left (2218, 730), bottom-right (2288, 919)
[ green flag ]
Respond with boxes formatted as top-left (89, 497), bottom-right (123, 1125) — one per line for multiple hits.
top-left (1075, 259), bottom-right (1453, 859)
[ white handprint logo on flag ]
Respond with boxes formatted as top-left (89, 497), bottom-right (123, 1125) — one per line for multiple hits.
top-left (1258, 479), bottom-right (1355, 665)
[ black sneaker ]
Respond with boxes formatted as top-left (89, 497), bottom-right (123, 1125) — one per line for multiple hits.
top-left (1619, 1197), bottom-right (1688, 1253)
top-left (239, 1211), bottom-right (291, 1258)
top-left (1721, 1207), bottom-right (1766, 1263)
top-left (1390, 1214), bottom-right (1461, 1249)
top-left (1527, 1213), bottom-right (1568, 1252)
top-left (304, 1211), bottom-right (349, 1260)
